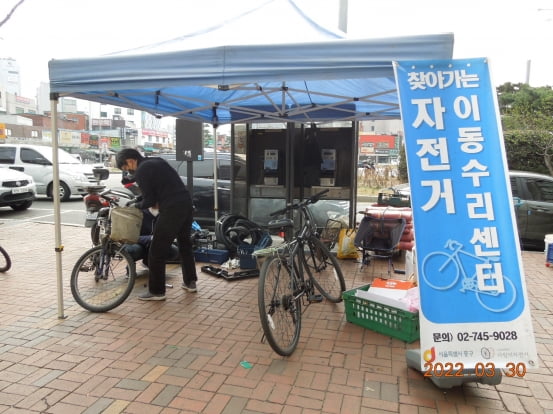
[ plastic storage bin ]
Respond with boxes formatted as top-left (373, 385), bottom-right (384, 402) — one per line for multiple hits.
top-left (545, 235), bottom-right (553, 267)
top-left (194, 248), bottom-right (229, 264)
top-left (238, 244), bottom-right (257, 269)
top-left (342, 284), bottom-right (419, 342)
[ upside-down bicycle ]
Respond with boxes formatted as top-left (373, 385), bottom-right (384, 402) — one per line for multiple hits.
top-left (257, 189), bottom-right (346, 356)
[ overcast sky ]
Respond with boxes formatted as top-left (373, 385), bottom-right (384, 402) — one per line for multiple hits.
top-left (1, 0), bottom-right (552, 98)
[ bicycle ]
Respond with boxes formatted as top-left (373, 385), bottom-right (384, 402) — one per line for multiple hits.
top-left (70, 194), bottom-right (140, 312)
top-left (422, 239), bottom-right (517, 313)
top-left (257, 189), bottom-right (346, 356)
top-left (0, 244), bottom-right (11, 273)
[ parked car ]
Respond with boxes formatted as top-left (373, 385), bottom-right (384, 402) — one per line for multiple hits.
top-left (158, 153), bottom-right (234, 229)
top-left (158, 152), bottom-right (349, 230)
top-left (0, 144), bottom-right (97, 201)
top-left (0, 168), bottom-right (36, 211)
top-left (510, 170), bottom-right (553, 250)
top-left (393, 170), bottom-right (553, 251)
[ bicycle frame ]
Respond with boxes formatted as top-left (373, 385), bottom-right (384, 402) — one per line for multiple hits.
top-left (258, 189), bottom-right (346, 356)
top-left (421, 239), bottom-right (517, 314)
top-left (444, 240), bottom-right (503, 294)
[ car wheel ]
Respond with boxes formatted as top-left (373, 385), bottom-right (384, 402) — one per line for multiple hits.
top-left (47, 182), bottom-right (71, 202)
top-left (10, 200), bottom-right (33, 211)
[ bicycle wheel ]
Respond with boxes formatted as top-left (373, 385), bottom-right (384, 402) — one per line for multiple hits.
top-left (258, 255), bottom-right (301, 356)
top-left (0, 245), bottom-right (12, 272)
top-left (475, 275), bottom-right (517, 313)
top-left (71, 243), bottom-right (136, 312)
top-left (303, 236), bottom-right (345, 303)
top-left (422, 251), bottom-right (459, 290)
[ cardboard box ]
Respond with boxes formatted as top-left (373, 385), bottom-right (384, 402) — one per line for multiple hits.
top-left (355, 278), bottom-right (418, 312)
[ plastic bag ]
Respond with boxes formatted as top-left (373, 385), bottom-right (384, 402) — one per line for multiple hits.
top-left (337, 228), bottom-right (359, 259)
top-left (110, 207), bottom-right (143, 243)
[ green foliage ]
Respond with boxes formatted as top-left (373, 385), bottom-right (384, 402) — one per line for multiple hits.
top-left (397, 141), bottom-right (408, 182)
top-left (498, 83), bottom-right (553, 176)
top-left (503, 131), bottom-right (550, 174)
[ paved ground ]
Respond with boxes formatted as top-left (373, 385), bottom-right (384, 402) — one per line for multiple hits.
top-left (0, 221), bottom-right (552, 413)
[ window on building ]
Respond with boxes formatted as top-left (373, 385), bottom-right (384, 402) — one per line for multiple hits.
top-left (114, 107), bottom-right (121, 115)
top-left (31, 130), bottom-right (39, 138)
top-left (127, 108), bottom-right (134, 115)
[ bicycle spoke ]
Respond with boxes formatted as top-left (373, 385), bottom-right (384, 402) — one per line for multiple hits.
top-left (258, 255), bottom-right (301, 356)
top-left (71, 244), bottom-right (136, 312)
top-left (304, 236), bottom-right (345, 303)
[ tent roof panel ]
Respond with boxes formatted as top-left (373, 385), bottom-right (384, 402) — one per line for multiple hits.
top-left (49, 33), bottom-right (454, 124)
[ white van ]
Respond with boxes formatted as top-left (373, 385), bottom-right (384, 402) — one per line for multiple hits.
top-left (0, 144), bottom-right (97, 201)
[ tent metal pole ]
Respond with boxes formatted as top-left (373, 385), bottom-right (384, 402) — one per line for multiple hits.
top-left (50, 93), bottom-right (66, 319)
top-left (211, 107), bottom-right (220, 223)
top-left (213, 125), bottom-right (219, 223)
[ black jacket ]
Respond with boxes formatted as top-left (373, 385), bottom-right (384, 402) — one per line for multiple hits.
top-left (134, 157), bottom-right (191, 210)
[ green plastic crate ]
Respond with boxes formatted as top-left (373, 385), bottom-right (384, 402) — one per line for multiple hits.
top-left (342, 284), bottom-right (420, 343)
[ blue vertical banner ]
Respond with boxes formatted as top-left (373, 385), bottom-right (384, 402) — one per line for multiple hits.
top-left (394, 58), bottom-right (538, 373)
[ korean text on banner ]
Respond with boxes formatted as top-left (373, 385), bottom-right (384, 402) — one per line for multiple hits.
top-left (393, 58), bottom-right (538, 374)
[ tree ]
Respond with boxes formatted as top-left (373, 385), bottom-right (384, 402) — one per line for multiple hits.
top-left (0, 0), bottom-right (25, 29)
top-left (498, 83), bottom-right (553, 175)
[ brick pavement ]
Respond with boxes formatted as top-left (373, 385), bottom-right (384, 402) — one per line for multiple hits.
top-left (0, 221), bottom-right (552, 413)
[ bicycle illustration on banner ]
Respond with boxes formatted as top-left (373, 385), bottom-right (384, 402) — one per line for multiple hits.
top-left (422, 239), bottom-right (517, 313)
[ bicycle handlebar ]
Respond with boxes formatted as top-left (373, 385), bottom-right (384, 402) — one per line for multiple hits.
top-left (269, 189), bottom-right (329, 217)
top-left (124, 195), bottom-right (144, 207)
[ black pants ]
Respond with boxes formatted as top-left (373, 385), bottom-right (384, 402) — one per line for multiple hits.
top-left (147, 201), bottom-right (197, 295)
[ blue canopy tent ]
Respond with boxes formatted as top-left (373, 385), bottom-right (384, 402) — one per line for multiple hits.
top-left (46, 0), bottom-right (454, 316)
top-left (48, 34), bottom-right (453, 124)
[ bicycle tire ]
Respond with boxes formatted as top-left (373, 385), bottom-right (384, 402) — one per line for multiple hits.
top-left (90, 222), bottom-right (101, 246)
top-left (215, 214), bottom-right (249, 251)
top-left (0, 245), bottom-right (12, 272)
top-left (421, 251), bottom-right (459, 290)
top-left (303, 235), bottom-right (346, 303)
top-left (258, 254), bottom-right (301, 356)
top-left (71, 243), bottom-right (136, 312)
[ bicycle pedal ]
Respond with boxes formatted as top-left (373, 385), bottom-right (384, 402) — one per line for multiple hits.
top-left (308, 294), bottom-right (324, 303)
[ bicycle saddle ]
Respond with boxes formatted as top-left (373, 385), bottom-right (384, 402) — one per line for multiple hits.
top-left (267, 218), bottom-right (293, 229)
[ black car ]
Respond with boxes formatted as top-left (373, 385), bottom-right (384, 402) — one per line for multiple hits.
top-left (158, 152), bottom-right (236, 229)
top-left (159, 152), bottom-right (349, 230)
top-left (393, 170), bottom-right (553, 251)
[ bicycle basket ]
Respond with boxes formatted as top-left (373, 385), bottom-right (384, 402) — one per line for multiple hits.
top-left (110, 207), bottom-right (143, 243)
top-left (320, 218), bottom-right (345, 247)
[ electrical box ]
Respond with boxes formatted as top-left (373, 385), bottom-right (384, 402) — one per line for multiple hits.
top-left (263, 149), bottom-right (279, 185)
top-left (320, 148), bottom-right (336, 186)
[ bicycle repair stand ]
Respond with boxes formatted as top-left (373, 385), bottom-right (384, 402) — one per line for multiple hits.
top-left (405, 349), bottom-right (503, 389)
